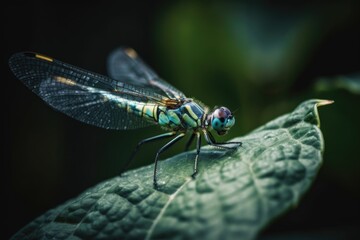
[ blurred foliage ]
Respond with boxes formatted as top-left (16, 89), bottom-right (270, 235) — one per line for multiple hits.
top-left (315, 74), bottom-right (360, 94)
top-left (155, 2), bottom-right (330, 133)
top-left (153, 2), bottom-right (360, 198)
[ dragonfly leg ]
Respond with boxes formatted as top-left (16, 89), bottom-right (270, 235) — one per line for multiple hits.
top-left (203, 130), bottom-right (241, 149)
top-left (122, 132), bottom-right (177, 174)
top-left (185, 132), bottom-right (196, 151)
top-left (191, 132), bottom-right (202, 179)
top-left (207, 130), bottom-right (242, 146)
top-left (153, 132), bottom-right (186, 187)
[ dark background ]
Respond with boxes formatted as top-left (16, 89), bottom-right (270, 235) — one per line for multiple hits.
top-left (2, 1), bottom-right (360, 239)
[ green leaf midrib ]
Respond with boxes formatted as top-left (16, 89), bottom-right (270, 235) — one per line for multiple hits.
top-left (145, 178), bottom-right (192, 240)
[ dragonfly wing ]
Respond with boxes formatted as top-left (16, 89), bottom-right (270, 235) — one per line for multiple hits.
top-left (9, 52), bottom-right (165, 130)
top-left (107, 47), bottom-right (186, 99)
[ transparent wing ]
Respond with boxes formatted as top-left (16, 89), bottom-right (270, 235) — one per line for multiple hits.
top-left (9, 52), bottom-right (170, 130)
top-left (107, 47), bottom-right (186, 99)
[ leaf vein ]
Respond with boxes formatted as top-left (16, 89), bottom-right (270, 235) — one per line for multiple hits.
top-left (145, 178), bottom-right (192, 240)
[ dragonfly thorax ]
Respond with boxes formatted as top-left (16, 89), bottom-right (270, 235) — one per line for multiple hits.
top-left (157, 101), bottom-right (205, 130)
top-left (207, 107), bottom-right (235, 135)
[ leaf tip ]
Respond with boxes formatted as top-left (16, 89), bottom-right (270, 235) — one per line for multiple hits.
top-left (311, 99), bottom-right (333, 128)
top-left (316, 99), bottom-right (334, 107)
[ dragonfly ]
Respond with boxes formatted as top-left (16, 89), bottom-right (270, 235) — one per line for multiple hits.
top-left (9, 48), bottom-right (241, 187)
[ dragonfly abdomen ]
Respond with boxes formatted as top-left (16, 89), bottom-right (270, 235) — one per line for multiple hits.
top-left (125, 101), bottom-right (158, 121)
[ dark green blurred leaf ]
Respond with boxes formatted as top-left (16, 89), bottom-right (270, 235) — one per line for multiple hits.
top-left (315, 74), bottom-right (360, 94)
top-left (12, 99), bottom-right (331, 240)
top-left (157, 3), bottom-right (326, 86)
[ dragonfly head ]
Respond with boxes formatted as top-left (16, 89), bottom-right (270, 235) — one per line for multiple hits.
top-left (210, 107), bottom-right (235, 135)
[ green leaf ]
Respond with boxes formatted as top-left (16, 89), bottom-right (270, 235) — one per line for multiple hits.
top-left (315, 74), bottom-right (360, 95)
top-left (12, 99), bottom-right (332, 240)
